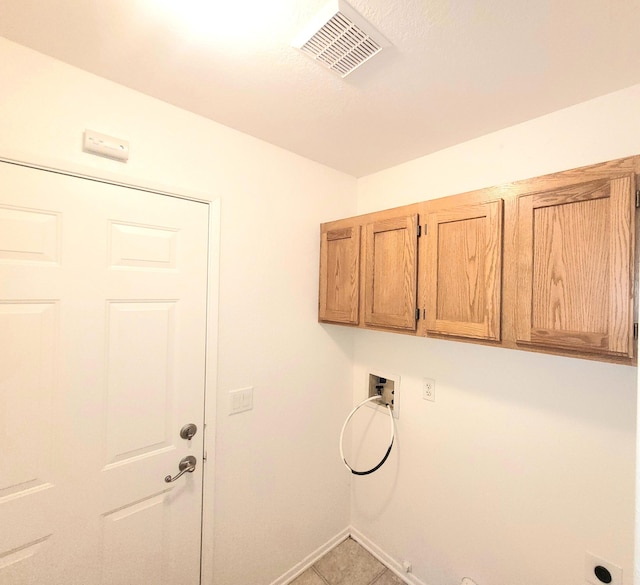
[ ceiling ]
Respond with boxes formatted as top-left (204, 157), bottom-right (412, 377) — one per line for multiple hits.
top-left (0, 0), bottom-right (639, 177)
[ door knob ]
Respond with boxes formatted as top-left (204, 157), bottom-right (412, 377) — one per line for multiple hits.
top-left (164, 455), bottom-right (197, 483)
top-left (180, 423), bottom-right (198, 440)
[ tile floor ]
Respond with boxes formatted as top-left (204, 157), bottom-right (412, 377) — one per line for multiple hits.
top-left (290, 537), bottom-right (405, 585)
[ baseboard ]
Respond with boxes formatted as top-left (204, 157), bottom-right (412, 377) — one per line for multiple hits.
top-left (271, 525), bottom-right (431, 585)
top-left (270, 527), bottom-right (350, 585)
top-left (349, 527), bottom-right (429, 585)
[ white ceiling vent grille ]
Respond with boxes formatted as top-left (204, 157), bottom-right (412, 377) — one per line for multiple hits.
top-left (293, 0), bottom-right (390, 78)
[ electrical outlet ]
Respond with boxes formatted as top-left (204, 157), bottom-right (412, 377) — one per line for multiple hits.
top-left (423, 378), bottom-right (435, 401)
top-left (585, 552), bottom-right (622, 585)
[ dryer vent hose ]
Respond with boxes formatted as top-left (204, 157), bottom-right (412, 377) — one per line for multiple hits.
top-left (339, 395), bottom-right (395, 476)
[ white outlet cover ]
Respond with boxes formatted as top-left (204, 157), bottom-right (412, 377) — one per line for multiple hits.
top-left (585, 552), bottom-right (622, 585)
top-left (423, 377), bottom-right (435, 402)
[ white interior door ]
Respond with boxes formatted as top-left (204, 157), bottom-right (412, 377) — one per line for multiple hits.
top-left (0, 161), bottom-right (209, 585)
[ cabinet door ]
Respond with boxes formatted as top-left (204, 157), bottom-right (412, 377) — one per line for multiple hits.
top-left (516, 175), bottom-right (635, 357)
top-left (319, 225), bottom-right (361, 324)
top-left (425, 200), bottom-right (503, 340)
top-left (364, 214), bottom-right (418, 330)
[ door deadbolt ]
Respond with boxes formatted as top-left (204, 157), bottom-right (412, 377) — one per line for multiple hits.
top-left (180, 423), bottom-right (197, 440)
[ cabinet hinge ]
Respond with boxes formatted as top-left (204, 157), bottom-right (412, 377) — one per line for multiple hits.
top-left (636, 190), bottom-right (640, 208)
top-left (634, 323), bottom-right (638, 340)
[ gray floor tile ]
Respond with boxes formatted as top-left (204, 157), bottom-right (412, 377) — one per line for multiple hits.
top-left (372, 569), bottom-right (405, 584)
top-left (313, 538), bottom-right (386, 585)
top-left (290, 568), bottom-right (328, 585)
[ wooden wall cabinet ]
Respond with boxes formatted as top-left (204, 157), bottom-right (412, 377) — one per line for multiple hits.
top-left (515, 175), bottom-right (635, 357)
top-left (319, 211), bottom-right (420, 331)
top-left (423, 200), bottom-right (503, 341)
top-left (319, 155), bottom-right (639, 364)
top-left (319, 221), bottom-right (361, 324)
top-left (363, 214), bottom-right (419, 331)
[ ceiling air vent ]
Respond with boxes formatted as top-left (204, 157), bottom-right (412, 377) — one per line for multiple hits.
top-left (292, 0), bottom-right (390, 78)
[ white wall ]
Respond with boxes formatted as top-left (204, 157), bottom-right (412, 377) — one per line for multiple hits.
top-left (3, 32), bottom-right (639, 585)
top-left (351, 84), bottom-right (640, 585)
top-left (0, 37), bottom-right (356, 585)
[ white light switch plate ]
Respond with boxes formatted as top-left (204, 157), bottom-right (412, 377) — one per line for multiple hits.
top-left (229, 387), bottom-right (253, 415)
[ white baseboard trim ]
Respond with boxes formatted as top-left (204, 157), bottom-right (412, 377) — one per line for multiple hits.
top-left (349, 527), bottom-right (429, 585)
top-left (272, 525), bottom-right (431, 585)
top-left (270, 527), bottom-right (351, 585)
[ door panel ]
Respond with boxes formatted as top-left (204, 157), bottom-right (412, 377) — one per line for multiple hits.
top-left (0, 161), bottom-right (208, 585)
top-left (105, 301), bottom-right (176, 463)
top-left (108, 221), bottom-right (178, 269)
top-left (0, 302), bottom-right (56, 495)
top-left (0, 205), bottom-right (61, 263)
top-left (102, 493), bottom-right (169, 585)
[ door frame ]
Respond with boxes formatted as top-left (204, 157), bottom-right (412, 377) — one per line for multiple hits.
top-left (0, 150), bottom-right (220, 585)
